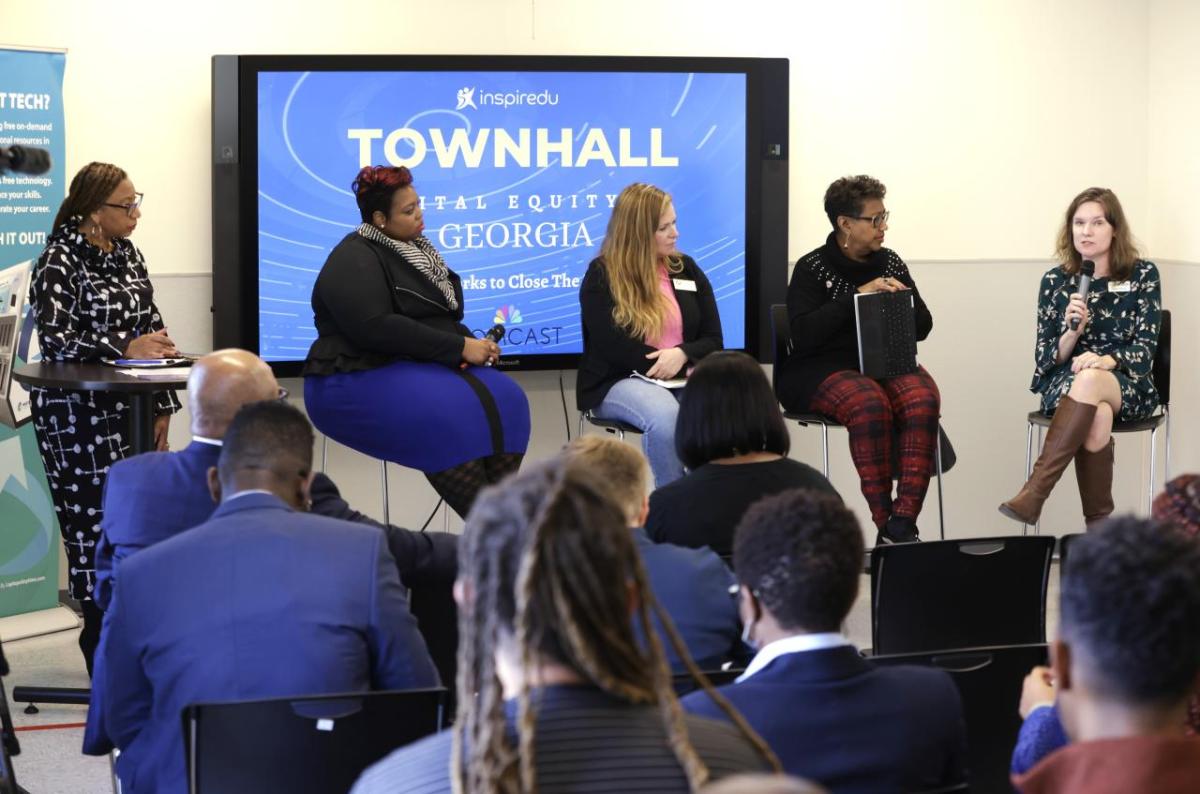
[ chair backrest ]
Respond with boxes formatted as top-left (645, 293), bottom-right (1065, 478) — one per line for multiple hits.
top-left (183, 688), bottom-right (446, 794)
top-left (1057, 533), bottom-right (1083, 573)
top-left (872, 643), bottom-right (1048, 794)
top-left (869, 536), bottom-right (1055, 655)
top-left (769, 304), bottom-right (791, 393)
top-left (1153, 309), bottom-right (1171, 406)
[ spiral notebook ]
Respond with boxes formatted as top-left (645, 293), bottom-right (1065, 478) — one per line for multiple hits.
top-left (854, 291), bottom-right (918, 379)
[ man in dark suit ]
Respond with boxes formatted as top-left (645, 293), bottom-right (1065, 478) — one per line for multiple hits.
top-left (559, 436), bottom-right (745, 671)
top-left (86, 349), bottom-right (457, 754)
top-left (682, 489), bottom-right (966, 793)
top-left (102, 400), bottom-right (439, 794)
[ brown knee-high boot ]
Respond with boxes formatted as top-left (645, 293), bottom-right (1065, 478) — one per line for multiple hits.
top-left (1000, 396), bottom-right (1097, 524)
top-left (1075, 438), bottom-right (1115, 526)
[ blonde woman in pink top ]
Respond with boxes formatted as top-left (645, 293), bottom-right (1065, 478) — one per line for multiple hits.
top-left (577, 183), bottom-right (723, 486)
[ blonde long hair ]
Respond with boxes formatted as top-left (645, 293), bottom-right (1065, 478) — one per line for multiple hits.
top-left (599, 183), bottom-right (683, 342)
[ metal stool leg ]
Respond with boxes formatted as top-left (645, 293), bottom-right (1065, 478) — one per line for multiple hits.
top-left (578, 412), bottom-right (585, 439)
top-left (1165, 408), bottom-right (1172, 483)
top-left (1148, 426), bottom-right (1158, 515)
top-left (380, 460), bottom-right (390, 526)
top-left (321, 435), bottom-right (328, 473)
top-left (820, 423), bottom-right (830, 480)
top-left (934, 430), bottom-right (945, 540)
top-left (1033, 424), bottom-right (1045, 536)
top-left (1022, 420), bottom-right (1035, 537)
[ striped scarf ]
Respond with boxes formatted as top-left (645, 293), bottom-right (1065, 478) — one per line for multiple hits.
top-left (357, 223), bottom-right (458, 311)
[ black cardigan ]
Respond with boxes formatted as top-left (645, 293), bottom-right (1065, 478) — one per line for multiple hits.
top-left (576, 254), bottom-right (723, 410)
top-left (775, 234), bottom-right (933, 411)
top-left (302, 233), bottom-right (469, 376)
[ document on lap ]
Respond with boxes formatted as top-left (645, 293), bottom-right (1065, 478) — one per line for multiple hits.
top-left (631, 372), bottom-right (687, 389)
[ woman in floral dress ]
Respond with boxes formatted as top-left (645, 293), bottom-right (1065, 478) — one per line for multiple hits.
top-left (1000, 187), bottom-right (1161, 526)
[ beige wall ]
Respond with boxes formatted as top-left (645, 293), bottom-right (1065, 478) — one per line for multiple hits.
top-left (5, 0), bottom-right (1192, 550)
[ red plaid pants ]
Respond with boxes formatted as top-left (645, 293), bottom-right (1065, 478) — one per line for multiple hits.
top-left (811, 367), bottom-right (941, 529)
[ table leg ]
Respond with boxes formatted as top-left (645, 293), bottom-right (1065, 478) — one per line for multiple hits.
top-left (128, 393), bottom-right (157, 455)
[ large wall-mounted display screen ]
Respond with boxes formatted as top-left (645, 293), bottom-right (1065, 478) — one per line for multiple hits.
top-left (213, 55), bottom-right (788, 374)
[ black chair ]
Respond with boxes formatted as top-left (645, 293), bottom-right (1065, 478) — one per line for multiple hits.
top-left (872, 643), bottom-right (1048, 794)
top-left (671, 668), bottom-right (745, 697)
top-left (870, 536), bottom-right (1055, 655)
top-left (183, 687), bottom-right (446, 794)
top-left (1057, 532), bottom-right (1083, 572)
top-left (1021, 310), bottom-right (1172, 533)
top-left (770, 303), bottom-right (946, 539)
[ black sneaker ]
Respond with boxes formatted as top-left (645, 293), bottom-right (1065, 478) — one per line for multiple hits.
top-left (883, 515), bottom-right (921, 544)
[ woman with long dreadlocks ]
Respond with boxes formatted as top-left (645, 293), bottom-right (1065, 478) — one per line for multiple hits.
top-left (352, 460), bottom-right (782, 794)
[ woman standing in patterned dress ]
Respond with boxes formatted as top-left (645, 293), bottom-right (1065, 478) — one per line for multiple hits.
top-left (1000, 187), bottom-right (1161, 526)
top-left (28, 162), bottom-right (179, 674)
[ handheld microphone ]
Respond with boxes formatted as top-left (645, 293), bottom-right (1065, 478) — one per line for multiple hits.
top-left (1070, 260), bottom-right (1095, 331)
top-left (0, 145), bottom-right (52, 175)
top-left (483, 323), bottom-right (505, 343)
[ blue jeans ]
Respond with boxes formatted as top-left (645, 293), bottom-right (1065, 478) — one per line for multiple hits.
top-left (592, 377), bottom-right (684, 487)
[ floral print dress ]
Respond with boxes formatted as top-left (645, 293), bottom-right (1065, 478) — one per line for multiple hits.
top-left (1030, 259), bottom-right (1161, 420)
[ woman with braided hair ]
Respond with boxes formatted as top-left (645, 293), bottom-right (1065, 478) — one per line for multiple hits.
top-left (352, 460), bottom-right (781, 794)
top-left (29, 162), bottom-right (180, 675)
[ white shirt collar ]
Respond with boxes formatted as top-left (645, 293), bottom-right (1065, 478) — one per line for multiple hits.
top-left (223, 489), bottom-right (276, 502)
top-left (736, 632), bottom-right (853, 682)
top-left (193, 435), bottom-right (223, 446)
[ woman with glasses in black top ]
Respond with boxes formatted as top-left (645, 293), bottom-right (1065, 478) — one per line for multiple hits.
top-left (775, 175), bottom-right (939, 545)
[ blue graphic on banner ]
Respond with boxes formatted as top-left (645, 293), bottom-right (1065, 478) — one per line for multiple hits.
top-left (256, 70), bottom-right (747, 361)
top-left (0, 47), bottom-right (65, 617)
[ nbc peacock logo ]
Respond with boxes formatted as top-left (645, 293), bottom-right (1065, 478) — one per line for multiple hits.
top-left (493, 305), bottom-right (523, 325)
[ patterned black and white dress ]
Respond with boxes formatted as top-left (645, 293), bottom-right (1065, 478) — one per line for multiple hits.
top-left (1030, 259), bottom-right (1162, 420)
top-left (28, 219), bottom-right (180, 601)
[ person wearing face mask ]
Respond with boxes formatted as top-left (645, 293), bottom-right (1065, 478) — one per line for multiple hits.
top-left (1000, 187), bottom-right (1161, 526)
top-left (577, 182), bottom-right (723, 487)
top-left (28, 162), bottom-right (181, 675)
top-left (303, 166), bottom-right (530, 518)
top-left (775, 176), bottom-right (939, 545)
top-left (681, 488), bottom-right (966, 793)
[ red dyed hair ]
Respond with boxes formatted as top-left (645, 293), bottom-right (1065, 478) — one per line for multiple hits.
top-left (352, 165), bottom-right (414, 224)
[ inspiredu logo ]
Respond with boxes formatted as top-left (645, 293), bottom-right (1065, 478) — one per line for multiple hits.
top-left (493, 305), bottom-right (523, 325)
top-left (455, 87), bottom-right (478, 110)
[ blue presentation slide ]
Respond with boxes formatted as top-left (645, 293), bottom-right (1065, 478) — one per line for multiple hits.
top-left (256, 69), bottom-right (746, 362)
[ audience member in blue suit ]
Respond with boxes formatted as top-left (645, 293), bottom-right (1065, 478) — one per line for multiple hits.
top-left (559, 435), bottom-right (747, 670)
top-left (101, 400), bottom-right (439, 794)
top-left (682, 489), bottom-right (967, 793)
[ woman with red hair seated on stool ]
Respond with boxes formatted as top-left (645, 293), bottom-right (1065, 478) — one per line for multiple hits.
top-left (303, 166), bottom-right (530, 517)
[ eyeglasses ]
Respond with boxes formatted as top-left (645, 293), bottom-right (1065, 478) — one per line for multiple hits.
top-left (104, 192), bottom-right (144, 216)
top-left (849, 210), bottom-right (890, 229)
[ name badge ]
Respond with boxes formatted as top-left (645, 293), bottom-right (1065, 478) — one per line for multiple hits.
top-left (1107, 281), bottom-right (1132, 293)
top-left (672, 279), bottom-right (697, 292)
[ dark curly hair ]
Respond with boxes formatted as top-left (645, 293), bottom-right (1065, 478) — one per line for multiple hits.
top-left (352, 165), bottom-right (414, 224)
top-left (732, 489), bottom-right (864, 632)
top-left (1060, 516), bottom-right (1200, 705)
top-left (217, 400), bottom-right (314, 484)
top-left (823, 175), bottom-right (886, 231)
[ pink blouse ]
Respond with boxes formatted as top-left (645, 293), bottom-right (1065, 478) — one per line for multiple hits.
top-left (646, 267), bottom-right (683, 349)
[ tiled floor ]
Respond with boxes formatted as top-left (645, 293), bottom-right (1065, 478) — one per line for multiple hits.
top-left (0, 564), bottom-right (1061, 793)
